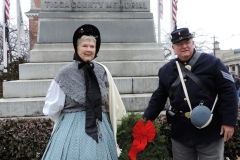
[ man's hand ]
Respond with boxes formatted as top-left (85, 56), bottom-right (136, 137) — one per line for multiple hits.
top-left (220, 125), bottom-right (234, 142)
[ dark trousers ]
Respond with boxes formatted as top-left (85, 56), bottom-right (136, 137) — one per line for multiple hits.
top-left (171, 138), bottom-right (224, 160)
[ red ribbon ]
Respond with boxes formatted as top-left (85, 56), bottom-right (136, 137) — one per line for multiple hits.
top-left (128, 119), bottom-right (156, 160)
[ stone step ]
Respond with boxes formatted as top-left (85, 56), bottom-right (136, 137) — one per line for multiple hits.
top-left (0, 97), bottom-right (45, 117)
top-left (0, 94), bottom-right (152, 118)
top-left (29, 43), bottom-right (164, 62)
top-left (3, 77), bottom-right (158, 98)
top-left (19, 61), bottom-right (166, 80)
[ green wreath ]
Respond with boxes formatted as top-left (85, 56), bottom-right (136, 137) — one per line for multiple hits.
top-left (117, 113), bottom-right (171, 160)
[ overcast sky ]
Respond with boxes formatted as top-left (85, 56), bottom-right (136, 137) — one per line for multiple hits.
top-left (151, 0), bottom-right (240, 50)
top-left (1, 0), bottom-right (240, 50)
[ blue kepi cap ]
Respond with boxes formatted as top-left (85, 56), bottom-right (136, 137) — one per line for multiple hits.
top-left (171, 28), bottom-right (194, 44)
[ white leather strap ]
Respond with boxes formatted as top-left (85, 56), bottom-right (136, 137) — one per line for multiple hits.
top-left (211, 95), bottom-right (218, 112)
top-left (176, 61), bottom-right (192, 111)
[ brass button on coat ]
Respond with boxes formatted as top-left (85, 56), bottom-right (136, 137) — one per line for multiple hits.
top-left (185, 112), bottom-right (190, 119)
top-left (184, 98), bottom-right (187, 101)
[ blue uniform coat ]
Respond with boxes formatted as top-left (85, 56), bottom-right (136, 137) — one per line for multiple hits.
top-left (143, 51), bottom-right (238, 144)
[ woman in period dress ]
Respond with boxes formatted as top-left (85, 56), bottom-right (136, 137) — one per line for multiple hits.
top-left (42, 24), bottom-right (126, 160)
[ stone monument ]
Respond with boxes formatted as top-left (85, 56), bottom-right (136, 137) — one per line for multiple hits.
top-left (0, 0), bottom-right (166, 117)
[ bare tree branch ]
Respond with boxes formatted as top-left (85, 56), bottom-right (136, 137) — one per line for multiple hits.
top-left (0, 19), bottom-right (30, 69)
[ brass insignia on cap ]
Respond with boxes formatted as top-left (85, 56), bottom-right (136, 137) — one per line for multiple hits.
top-left (178, 32), bottom-right (181, 35)
top-left (185, 65), bottom-right (192, 71)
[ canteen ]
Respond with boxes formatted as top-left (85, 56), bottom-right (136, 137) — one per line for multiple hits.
top-left (190, 104), bottom-right (213, 129)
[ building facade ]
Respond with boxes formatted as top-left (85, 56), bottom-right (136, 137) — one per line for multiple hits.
top-left (215, 41), bottom-right (240, 76)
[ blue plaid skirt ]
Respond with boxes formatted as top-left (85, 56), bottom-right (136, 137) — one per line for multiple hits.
top-left (42, 111), bottom-right (118, 160)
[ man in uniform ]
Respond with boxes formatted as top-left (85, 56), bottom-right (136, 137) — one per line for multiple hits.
top-left (143, 28), bottom-right (238, 160)
top-left (234, 74), bottom-right (240, 100)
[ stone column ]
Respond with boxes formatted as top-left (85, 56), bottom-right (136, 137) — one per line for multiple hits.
top-left (228, 65), bottom-right (232, 73)
top-left (236, 64), bottom-right (239, 76)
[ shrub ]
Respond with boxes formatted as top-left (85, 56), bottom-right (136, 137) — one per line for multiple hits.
top-left (224, 118), bottom-right (240, 160)
top-left (0, 118), bottom-right (53, 160)
top-left (156, 114), bottom-right (172, 158)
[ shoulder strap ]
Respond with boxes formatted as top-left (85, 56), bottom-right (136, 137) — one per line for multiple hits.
top-left (169, 52), bottom-right (202, 97)
top-left (178, 62), bottom-right (214, 98)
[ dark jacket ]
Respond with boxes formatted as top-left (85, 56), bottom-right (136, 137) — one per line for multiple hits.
top-left (143, 51), bottom-right (238, 145)
top-left (235, 78), bottom-right (240, 90)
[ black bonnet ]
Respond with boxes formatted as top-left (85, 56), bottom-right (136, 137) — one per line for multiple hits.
top-left (73, 24), bottom-right (101, 58)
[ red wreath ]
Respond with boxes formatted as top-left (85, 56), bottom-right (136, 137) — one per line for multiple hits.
top-left (128, 119), bottom-right (156, 160)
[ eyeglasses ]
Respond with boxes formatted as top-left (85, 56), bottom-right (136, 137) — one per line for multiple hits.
top-left (174, 40), bottom-right (192, 47)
